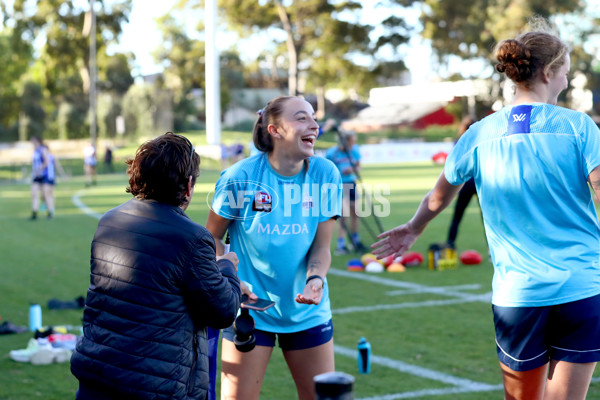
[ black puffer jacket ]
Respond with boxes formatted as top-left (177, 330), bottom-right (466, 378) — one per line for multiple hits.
top-left (71, 198), bottom-right (241, 400)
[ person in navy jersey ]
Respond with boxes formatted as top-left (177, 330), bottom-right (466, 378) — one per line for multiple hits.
top-left (373, 19), bottom-right (600, 400)
top-left (30, 136), bottom-right (56, 219)
top-left (207, 96), bottom-right (342, 400)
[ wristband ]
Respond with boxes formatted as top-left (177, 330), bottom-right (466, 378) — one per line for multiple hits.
top-left (306, 275), bottom-right (324, 288)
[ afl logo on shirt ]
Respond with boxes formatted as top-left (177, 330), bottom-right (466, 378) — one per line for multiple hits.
top-left (208, 180), bottom-right (278, 220)
top-left (302, 194), bottom-right (314, 209)
top-left (253, 191), bottom-right (272, 212)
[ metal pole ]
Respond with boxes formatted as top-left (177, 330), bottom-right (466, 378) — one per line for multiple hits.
top-left (205, 0), bottom-right (221, 145)
top-left (89, 0), bottom-right (97, 149)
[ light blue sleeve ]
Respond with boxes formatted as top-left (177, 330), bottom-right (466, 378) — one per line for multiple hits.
top-left (325, 147), bottom-right (335, 161)
top-left (352, 145), bottom-right (361, 162)
top-left (444, 132), bottom-right (475, 186)
top-left (211, 169), bottom-right (241, 220)
top-left (580, 114), bottom-right (600, 176)
top-left (319, 161), bottom-right (343, 222)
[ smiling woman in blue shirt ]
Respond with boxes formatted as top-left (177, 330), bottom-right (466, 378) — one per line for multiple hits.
top-left (207, 96), bottom-right (342, 400)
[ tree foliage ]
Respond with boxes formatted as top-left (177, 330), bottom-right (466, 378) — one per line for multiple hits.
top-left (99, 52), bottom-right (135, 95)
top-left (211, 0), bottom-right (382, 97)
top-left (398, 0), bottom-right (585, 61)
top-left (0, 30), bottom-right (33, 138)
top-left (0, 0), bottom-right (132, 139)
top-left (154, 13), bottom-right (206, 92)
top-left (153, 12), bottom-right (231, 130)
top-left (19, 82), bottom-right (46, 140)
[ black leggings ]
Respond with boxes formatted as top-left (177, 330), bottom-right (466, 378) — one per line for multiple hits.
top-left (447, 178), bottom-right (478, 244)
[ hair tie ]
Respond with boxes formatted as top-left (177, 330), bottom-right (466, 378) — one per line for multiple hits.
top-left (256, 109), bottom-right (264, 118)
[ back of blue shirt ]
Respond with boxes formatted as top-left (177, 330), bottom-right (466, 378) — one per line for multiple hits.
top-left (445, 104), bottom-right (600, 307)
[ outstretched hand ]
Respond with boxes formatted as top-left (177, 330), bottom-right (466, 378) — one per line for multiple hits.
top-left (295, 280), bottom-right (323, 305)
top-left (371, 223), bottom-right (420, 260)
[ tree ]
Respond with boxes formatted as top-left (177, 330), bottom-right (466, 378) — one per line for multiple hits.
top-left (182, 0), bottom-right (414, 119)
top-left (209, 0), bottom-right (372, 97)
top-left (394, 0), bottom-right (585, 61)
top-left (18, 82), bottom-right (46, 141)
top-left (153, 11), bottom-right (251, 129)
top-left (0, 0), bottom-right (132, 139)
top-left (3, 0), bottom-right (131, 95)
top-left (153, 13), bottom-right (207, 130)
top-left (99, 52), bottom-right (134, 95)
top-left (0, 28), bottom-right (33, 140)
top-left (389, 0), bottom-right (595, 114)
top-left (301, 16), bottom-right (375, 116)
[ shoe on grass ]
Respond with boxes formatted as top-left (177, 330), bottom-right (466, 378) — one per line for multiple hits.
top-left (30, 347), bottom-right (71, 365)
top-left (9, 338), bottom-right (72, 365)
top-left (9, 338), bottom-right (51, 363)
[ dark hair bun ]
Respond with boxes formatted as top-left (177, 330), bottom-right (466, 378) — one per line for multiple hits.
top-left (495, 39), bottom-right (532, 82)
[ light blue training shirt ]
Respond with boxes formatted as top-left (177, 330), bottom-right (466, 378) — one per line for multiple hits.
top-left (211, 153), bottom-right (342, 332)
top-left (325, 144), bottom-right (361, 183)
top-left (445, 103), bottom-right (600, 307)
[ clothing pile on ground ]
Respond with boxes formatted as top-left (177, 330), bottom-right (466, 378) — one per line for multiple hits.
top-left (9, 327), bottom-right (79, 365)
top-left (0, 321), bottom-right (28, 335)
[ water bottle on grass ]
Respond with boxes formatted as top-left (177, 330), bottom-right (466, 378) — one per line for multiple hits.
top-left (357, 337), bottom-right (371, 374)
top-left (29, 304), bottom-right (42, 332)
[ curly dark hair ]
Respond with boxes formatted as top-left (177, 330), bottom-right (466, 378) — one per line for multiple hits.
top-left (126, 132), bottom-right (200, 206)
top-left (495, 28), bottom-right (568, 89)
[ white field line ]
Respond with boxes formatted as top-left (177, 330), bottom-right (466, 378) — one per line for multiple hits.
top-left (330, 269), bottom-right (501, 398)
top-left (334, 345), bottom-right (496, 389)
top-left (356, 385), bottom-right (504, 400)
top-left (386, 284), bottom-right (481, 296)
top-left (354, 377), bottom-right (600, 400)
top-left (332, 293), bottom-right (492, 315)
top-left (71, 196), bottom-right (596, 399)
top-left (328, 269), bottom-right (489, 300)
top-left (72, 189), bottom-right (103, 220)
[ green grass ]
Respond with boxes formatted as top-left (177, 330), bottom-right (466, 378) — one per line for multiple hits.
top-left (1, 161), bottom-right (599, 400)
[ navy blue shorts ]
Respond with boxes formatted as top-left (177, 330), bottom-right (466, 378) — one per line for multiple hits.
top-left (223, 319), bottom-right (333, 351)
top-left (342, 182), bottom-right (357, 203)
top-left (493, 293), bottom-right (600, 371)
top-left (33, 176), bottom-right (55, 185)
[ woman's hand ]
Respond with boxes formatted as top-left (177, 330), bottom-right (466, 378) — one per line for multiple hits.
top-left (295, 277), bottom-right (324, 305)
top-left (241, 281), bottom-right (258, 301)
top-left (217, 252), bottom-right (239, 271)
top-left (371, 223), bottom-right (420, 260)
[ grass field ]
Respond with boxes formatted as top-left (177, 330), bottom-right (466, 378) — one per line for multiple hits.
top-left (1, 161), bottom-right (599, 400)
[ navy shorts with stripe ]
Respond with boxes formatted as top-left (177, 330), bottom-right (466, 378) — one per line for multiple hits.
top-left (493, 293), bottom-right (600, 371)
top-left (223, 319), bottom-right (333, 351)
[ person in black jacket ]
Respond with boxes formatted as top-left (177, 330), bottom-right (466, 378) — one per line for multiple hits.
top-left (71, 132), bottom-right (242, 400)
